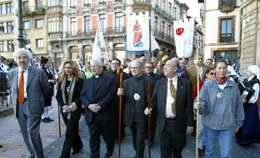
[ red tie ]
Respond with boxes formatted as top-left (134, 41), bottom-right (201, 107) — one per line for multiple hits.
top-left (18, 71), bottom-right (24, 104)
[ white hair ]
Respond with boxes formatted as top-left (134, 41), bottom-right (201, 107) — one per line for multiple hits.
top-left (13, 48), bottom-right (31, 61)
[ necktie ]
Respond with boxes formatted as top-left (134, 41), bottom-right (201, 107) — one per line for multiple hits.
top-left (18, 71), bottom-right (24, 104)
top-left (169, 80), bottom-right (176, 115)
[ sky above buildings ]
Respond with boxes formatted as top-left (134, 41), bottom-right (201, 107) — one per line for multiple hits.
top-left (179, 0), bottom-right (203, 24)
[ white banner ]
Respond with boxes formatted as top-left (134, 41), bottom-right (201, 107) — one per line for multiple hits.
top-left (174, 18), bottom-right (195, 58)
top-left (126, 12), bottom-right (150, 52)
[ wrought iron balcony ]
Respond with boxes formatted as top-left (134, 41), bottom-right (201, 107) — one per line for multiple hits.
top-left (65, 27), bottom-right (126, 38)
top-left (22, 6), bottom-right (46, 17)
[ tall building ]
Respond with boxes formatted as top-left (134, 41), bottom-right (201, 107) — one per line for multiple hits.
top-left (1, 0), bottom-right (193, 68)
top-left (202, 0), bottom-right (241, 63)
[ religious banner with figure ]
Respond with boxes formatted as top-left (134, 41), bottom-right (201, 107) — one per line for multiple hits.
top-left (174, 18), bottom-right (195, 58)
top-left (126, 12), bottom-right (150, 54)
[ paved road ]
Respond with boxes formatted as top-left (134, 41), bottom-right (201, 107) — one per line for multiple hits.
top-left (0, 98), bottom-right (260, 158)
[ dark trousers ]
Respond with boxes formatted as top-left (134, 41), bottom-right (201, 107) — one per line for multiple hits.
top-left (60, 112), bottom-right (83, 158)
top-left (130, 121), bottom-right (146, 158)
top-left (150, 112), bottom-right (157, 142)
top-left (87, 119), bottom-right (114, 158)
top-left (159, 119), bottom-right (184, 158)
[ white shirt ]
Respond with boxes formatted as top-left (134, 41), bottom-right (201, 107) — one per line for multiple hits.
top-left (165, 76), bottom-right (178, 118)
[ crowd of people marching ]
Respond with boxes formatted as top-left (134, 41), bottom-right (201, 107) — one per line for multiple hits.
top-left (0, 48), bottom-right (260, 158)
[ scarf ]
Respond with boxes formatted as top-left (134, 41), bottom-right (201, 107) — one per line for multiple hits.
top-left (214, 76), bottom-right (227, 85)
top-left (60, 76), bottom-right (75, 106)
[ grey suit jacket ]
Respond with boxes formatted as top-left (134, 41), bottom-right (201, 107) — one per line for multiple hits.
top-left (8, 66), bottom-right (50, 117)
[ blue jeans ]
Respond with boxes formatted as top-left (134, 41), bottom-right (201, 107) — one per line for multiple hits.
top-left (204, 126), bottom-right (233, 158)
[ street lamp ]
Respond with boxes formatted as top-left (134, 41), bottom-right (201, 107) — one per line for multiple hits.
top-left (17, 0), bottom-right (24, 48)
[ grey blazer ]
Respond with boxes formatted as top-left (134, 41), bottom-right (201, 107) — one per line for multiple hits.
top-left (8, 66), bottom-right (50, 117)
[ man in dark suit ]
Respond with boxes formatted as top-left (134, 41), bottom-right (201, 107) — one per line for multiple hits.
top-left (106, 58), bottom-right (129, 141)
top-left (117, 60), bottom-right (152, 158)
top-left (80, 59), bottom-right (117, 158)
top-left (143, 61), bottom-right (161, 146)
top-left (145, 58), bottom-right (194, 158)
top-left (7, 48), bottom-right (50, 158)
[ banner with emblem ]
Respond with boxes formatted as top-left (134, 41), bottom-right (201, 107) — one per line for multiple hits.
top-left (174, 18), bottom-right (195, 58)
top-left (126, 12), bottom-right (150, 54)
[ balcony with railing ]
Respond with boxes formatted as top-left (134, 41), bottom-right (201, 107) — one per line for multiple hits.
top-left (46, 5), bottom-right (63, 15)
top-left (22, 6), bottom-right (46, 17)
top-left (65, 27), bottom-right (126, 38)
top-left (153, 29), bottom-right (174, 44)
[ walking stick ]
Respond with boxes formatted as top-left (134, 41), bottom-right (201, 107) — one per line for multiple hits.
top-left (117, 68), bottom-right (123, 158)
top-left (58, 105), bottom-right (61, 137)
top-left (195, 49), bottom-right (200, 158)
top-left (147, 82), bottom-right (152, 158)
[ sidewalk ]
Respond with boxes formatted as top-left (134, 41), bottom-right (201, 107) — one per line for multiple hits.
top-left (1, 101), bottom-right (260, 158)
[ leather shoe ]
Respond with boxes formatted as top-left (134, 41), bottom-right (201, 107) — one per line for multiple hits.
top-left (47, 117), bottom-right (54, 121)
top-left (42, 118), bottom-right (51, 123)
top-left (72, 148), bottom-right (82, 155)
top-left (104, 152), bottom-right (112, 158)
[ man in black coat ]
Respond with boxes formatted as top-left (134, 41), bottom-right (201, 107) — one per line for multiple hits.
top-left (80, 59), bottom-right (117, 158)
top-left (143, 61), bottom-right (161, 146)
top-left (106, 58), bottom-right (129, 141)
top-left (145, 58), bottom-right (194, 158)
top-left (117, 60), bottom-right (153, 158)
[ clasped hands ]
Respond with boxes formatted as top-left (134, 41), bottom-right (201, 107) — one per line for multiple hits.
top-left (88, 104), bottom-right (101, 113)
top-left (63, 102), bottom-right (77, 112)
top-left (117, 88), bottom-right (124, 96)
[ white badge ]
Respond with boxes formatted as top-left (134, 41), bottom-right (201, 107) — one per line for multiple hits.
top-left (134, 93), bottom-right (140, 101)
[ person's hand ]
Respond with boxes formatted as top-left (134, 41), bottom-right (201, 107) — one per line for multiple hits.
top-left (242, 99), bottom-right (247, 104)
top-left (186, 126), bottom-right (193, 133)
top-left (234, 128), bottom-right (239, 133)
top-left (144, 107), bottom-right (152, 115)
top-left (117, 88), bottom-right (124, 96)
top-left (88, 104), bottom-right (101, 113)
top-left (194, 102), bottom-right (200, 110)
top-left (71, 102), bottom-right (77, 111)
top-left (63, 105), bottom-right (70, 112)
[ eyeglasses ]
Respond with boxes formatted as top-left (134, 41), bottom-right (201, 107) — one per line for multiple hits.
top-left (145, 66), bottom-right (153, 69)
top-left (131, 67), bottom-right (141, 70)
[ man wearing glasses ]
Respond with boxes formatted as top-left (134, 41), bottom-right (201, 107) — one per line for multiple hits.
top-left (117, 60), bottom-right (153, 158)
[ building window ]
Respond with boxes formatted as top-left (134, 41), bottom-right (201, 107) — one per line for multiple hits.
top-left (220, 18), bottom-right (233, 42)
top-left (115, 12), bottom-right (124, 33)
top-left (221, 0), bottom-right (234, 6)
top-left (48, 0), bottom-right (59, 6)
top-left (99, 14), bottom-right (106, 33)
top-left (0, 23), bottom-right (5, 34)
top-left (174, 6), bottom-right (177, 20)
top-left (162, 21), bottom-right (165, 38)
top-left (36, 0), bottom-right (43, 8)
top-left (48, 17), bottom-right (60, 32)
top-left (7, 40), bottom-right (14, 51)
top-left (169, 2), bottom-right (172, 15)
top-left (7, 22), bottom-right (13, 33)
top-left (36, 38), bottom-right (44, 48)
top-left (154, 17), bottom-right (158, 36)
top-left (0, 41), bottom-right (4, 52)
top-left (70, 18), bottom-right (77, 36)
top-left (36, 19), bottom-right (43, 28)
top-left (24, 21), bottom-right (30, 30)
top-left (6, 3), bottom-right (13, 14)
top-left (23, 1), bottom-right (29, 10)
top-left (168, 24), bottom-right (172, 36)
top-left (0, 4), bottom-right (4, 15)
top-left (70, 0), bottom-right (76, 7)
top-left (84, 16), bottom-right (91, 33)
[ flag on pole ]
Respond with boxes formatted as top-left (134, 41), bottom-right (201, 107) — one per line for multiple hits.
top-left (92, 20), bottom-right (105, 60)
top-left (151, 34), bottom-right (160, 51)
top-left (174, 18), bottom-right (195, 58)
